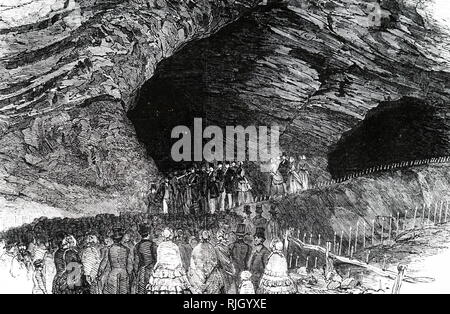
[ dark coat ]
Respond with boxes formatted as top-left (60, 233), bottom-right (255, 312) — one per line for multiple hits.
top-left (278, 159), bottom-right (290, 183)
top-left (230, 239), bottom-right (251, 279)
top-left (98, 243), bottom-right (133, 294)
top-left (207, 172), bottom-right (220, 199)
top-left (248, 244), bottom-right (270, 289)
top-left (133, 239), bottom-right (157, 294)
top-left (215, 168), bottom-right (225, 192)
top-left (223, 167), bottom-right (235, 194)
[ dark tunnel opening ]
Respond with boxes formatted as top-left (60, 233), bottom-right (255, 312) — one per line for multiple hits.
top-left (127, 7), bottom-right (276, 173)
top-left (328, 97), bottom-right (450, 178)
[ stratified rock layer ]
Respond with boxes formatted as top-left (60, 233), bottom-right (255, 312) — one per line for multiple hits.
top-left (0, 0), bottom-right (450, 222)
top-left (132, 0), bottom-right (450, 181)
top-left (0, 0), bottom-right (260, 215)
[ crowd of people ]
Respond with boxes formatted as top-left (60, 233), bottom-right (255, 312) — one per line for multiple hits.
top-left (152, 154), bottom-right (309, 215)
top-left (0, 203), bottom-right (300, 294)
top-left (152, 161), bottom-right (254, 215)
top-left (0, 154), bottom-right (311, 294)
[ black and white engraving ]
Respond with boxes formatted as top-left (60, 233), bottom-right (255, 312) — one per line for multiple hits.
top-left (1, 0), bottom-right (450, 295)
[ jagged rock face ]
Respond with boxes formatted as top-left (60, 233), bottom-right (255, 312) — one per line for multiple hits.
top-left (0, 0), bottom-right (260, 214)
top-left (131, 0), bottom-right (450, 181)
top-left (1, 0), bottom-right (450, 217)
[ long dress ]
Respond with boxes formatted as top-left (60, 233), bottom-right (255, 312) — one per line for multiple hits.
top-left (147, 241), bottom-right (190, 294)
top-left (57, 248), bottom-right (90, 294)
top-left (297, 165), bottom-right (309, 190)
top-left (288, 163), bottom-right (303, 193)
top-left (188, 242), bottom-right (224, 294)
top-left (52, 248), bottom-right (66, 294)
top-left (257, 251), bottom-right (297, 294)
top-left (215, 242), bottom-right (236, 294)
top-left (43, 252), bottom-right (56, 294)
top-left (99, 244), bottom-right (132, 294)
top-left (133, 239), bottom-right (157, 294)
top-left (81, 245), bottom-right (101, 287)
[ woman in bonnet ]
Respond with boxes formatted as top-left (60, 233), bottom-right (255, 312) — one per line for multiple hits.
top-left (257, 238), bottom-right (297, 294)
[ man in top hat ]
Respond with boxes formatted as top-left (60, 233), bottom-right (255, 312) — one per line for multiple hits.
top-left (247, 227), bottom-right (270, 290)
top-left (277, 152), bottom-right (290, 194)
top-left (206, 164), bottom-right (220, 214)
top-left (156, 177), bottom-right (172, 214)
top-left (215, 162), bottom-right (226, 212)
top-left (242, 205), bottom-right (255, 245)
top-left (132, 224), bottom-right (157, 294)
top-left (223, 161), bottom-right (236, 210)
top-left (97, 228), bottom-right (133, 294)
top-left (252, 204), bottom-right (268, 230)
top-left (230, 224), bottom-right (251, 285)
top-left (266, 205), bottom-right (281, 245)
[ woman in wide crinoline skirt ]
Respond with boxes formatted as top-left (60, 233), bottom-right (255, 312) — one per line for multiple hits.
top-left (257, 238), bottom-right (297, 295)
top-left (147, 228), bottom-right (191, 294)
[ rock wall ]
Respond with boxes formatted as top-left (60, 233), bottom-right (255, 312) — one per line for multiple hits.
top-left (130, 0), bottom-right (450, 181)
top-left (276, 163), bottom-right (450, 241)
top-left (1, 0), bottom-right (450, 224)
top-left (0, 0), bottom-right (260, 218)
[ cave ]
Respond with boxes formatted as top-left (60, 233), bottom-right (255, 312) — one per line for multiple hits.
top-left (328, 97), bottom-right (450, 178)
top-left (128, 5), bottom-right (284, 173)
top-left (2, 0), bottom-right (450, 295)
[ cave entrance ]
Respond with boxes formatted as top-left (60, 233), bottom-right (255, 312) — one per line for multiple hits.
top-left (328, 97), bottom-right (450, 178)
top-left (127, 8), bottom-right (273, 173)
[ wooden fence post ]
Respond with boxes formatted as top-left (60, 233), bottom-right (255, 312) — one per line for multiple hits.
top-left (427, 205), bottom-right (431, 225)
top-left (372, 219), bottom-right (376, 246)
top-left (388, 216), bottom-right (392, 241)
top-left (422, 205), bottom-right (425, 228)
top-left (433, 203), bottom-right (437, 225)
top-left (363, 221), bottom-right (366, 248)
top-left (355, 221), bottom-right (359, 252)
top-left (348, 227), bottom-right (352, 255)
top-left (413, 206), bottom-right (418, 229)
top-left (404, 210), bottom-right (408, 231)
top-left (333, 231), bottom-right (337, 253)
top-left (445, 200), bottom-right (449, 223)
top-left (339, 230), bottom-right (343, 256)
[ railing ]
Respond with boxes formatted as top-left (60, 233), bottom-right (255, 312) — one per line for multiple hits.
top-left (285, 199), bottom-right (450, 272)
top-left (312, 156), bottom-right (450, 189)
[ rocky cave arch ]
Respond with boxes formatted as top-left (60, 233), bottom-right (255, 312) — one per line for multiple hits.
top-left (328, 97), bottom-right (450, 178)
top-left (1, 0), bottom-right (450, 219)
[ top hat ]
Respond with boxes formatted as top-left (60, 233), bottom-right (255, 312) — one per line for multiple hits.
top-left (269, 205), bottom-right (278, 215)
top-left (243, 205), bottom-right (251, 215)
top-left (138, 224), bottom-right (150, 237)
top-left (112, 228), bottom-right (124, 242)
top-left (254, 227), bottom-right (266, 240)
top-left (255, 204), bottom-right (263, 213)
top-left (235, 224), bottom-right (247, 236)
